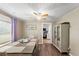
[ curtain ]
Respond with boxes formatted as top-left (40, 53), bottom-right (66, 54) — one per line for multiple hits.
top-left (11, 17), bottom-right (17, 42)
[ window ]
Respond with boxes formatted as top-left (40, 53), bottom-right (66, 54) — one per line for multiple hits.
top-left (0, 20), bottom-right (11, 44)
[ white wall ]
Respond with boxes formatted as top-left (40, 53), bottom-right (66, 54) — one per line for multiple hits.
top-left (54, 7), bottom-right (79, 56)
top-left (24, 22), bottom-right (38, 38)
top-left (23, 21), bottom-right (43, 44)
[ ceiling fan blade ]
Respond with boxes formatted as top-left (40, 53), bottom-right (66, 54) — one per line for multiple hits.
top-left (41, 13), bottom-right (48, 16)
top-left (33, 12), bottom-right (38, 15)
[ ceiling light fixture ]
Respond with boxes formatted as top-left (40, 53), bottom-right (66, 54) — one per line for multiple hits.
top-left (33, 11), bottom-right (48, 20)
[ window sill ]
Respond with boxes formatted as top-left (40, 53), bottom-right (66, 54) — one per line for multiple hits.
top-left (0, 41), bottom-right (11, 48)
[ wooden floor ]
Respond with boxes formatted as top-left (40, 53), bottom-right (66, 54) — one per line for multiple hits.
top-left (34, 43), bottom-right (69, 56)
top-left (0, 43), bottom-right (69, 56)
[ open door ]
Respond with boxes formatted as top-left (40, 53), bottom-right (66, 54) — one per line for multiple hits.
top-left (43, 28), bottom-right (48, 39)
top-left (42, 23), bottom-right (52, 40)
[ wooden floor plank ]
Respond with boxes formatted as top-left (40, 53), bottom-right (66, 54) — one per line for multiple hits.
top-left (34, 43), bottom-right (69, 56)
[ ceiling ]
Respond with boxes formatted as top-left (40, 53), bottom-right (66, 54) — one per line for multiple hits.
top-left (0, 3), bottom-right (79, 22)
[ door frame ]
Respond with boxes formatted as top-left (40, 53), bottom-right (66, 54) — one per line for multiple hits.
top-left (42, 23), bottom-right (52, 40)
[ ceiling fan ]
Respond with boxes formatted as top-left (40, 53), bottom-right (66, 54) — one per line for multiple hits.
top-left (33, 11), bottom-right (48, 20)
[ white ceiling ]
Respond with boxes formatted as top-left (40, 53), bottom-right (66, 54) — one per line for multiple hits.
top-left (0, 3), bottom-right (79, 22)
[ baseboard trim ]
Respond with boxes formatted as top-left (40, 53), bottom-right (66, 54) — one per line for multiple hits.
top-left (52, 42), bottom-right (61, 52)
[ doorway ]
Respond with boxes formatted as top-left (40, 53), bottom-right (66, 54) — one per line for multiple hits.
top-left (43, 28), bottom-right (48, 39)
top-left (42, 23), bottom-right (52, 44)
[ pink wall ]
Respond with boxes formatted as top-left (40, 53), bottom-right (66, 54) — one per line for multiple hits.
top-left (16, 19), bottom-right (24, 40)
